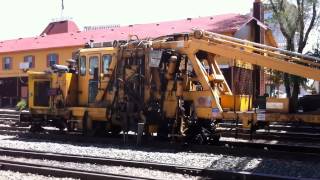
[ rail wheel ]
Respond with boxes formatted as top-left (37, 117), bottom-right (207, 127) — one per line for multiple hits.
top-left (110, 124), bottom-right (122, 136)
top-left (30, 123), bottom-right (44, 133)
top-left (157, 118), bottom-right (169, 140)
top-left (82, 111), bottom-right (89, 135)
top-left (55, 119), bottom-right (67, 133)
top-left (29, 116), bottom-right (44, 133)
top-left (92, 121), bottom-right (107, 137)
top-left (67, 121), bottom-right (76, 132)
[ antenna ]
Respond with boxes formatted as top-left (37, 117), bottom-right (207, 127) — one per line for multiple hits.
top-left (61, 0), bottom-right (64, 18)
top-left (50, 0), bottom-right (71, 22)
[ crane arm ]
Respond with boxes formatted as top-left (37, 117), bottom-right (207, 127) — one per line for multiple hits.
top-left (152, 30), bottom-right (320, 80)
top-left (149, 30), bottom-right (320, 113)
top-left (188, 30), bottom-right (320, 81)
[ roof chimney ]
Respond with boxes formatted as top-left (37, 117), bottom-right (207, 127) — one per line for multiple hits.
top-left (253, 0), bottom-right (264, 22)
top-left (252, 0), bottom-right (265, 97)
top-left (253, 0), bottom-right (264, 44)
top-left (40, 20), bottom-right (79, 36)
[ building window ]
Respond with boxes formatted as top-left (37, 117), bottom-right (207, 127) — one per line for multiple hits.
top-left (47, 53), bottom-right (59, 67)
top-left (24, 55), bottom-right (35, 68)
top-left (3, 57), bottom-right (12, 70)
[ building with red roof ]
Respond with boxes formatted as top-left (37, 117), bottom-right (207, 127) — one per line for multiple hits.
top-left (0, 13), bottom-right (276, 107)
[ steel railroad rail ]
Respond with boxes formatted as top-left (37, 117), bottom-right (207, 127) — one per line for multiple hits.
top-left (218, 128), bottom-right (320, 142)
top-left (0, 159), bottom-right (150, 180)
top-left (0, 147), bottom-right (307, 180)
top-left (217, 121), bottom-right (320, 143)
top-left (0, 116), bottom-right (319, 161)
top-left (15, 131), bottom-right (320, 155)
top-left (218, 122), bottom-right (320, 133)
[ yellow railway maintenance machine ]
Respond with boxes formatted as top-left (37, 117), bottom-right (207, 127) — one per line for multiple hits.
top-left (21, 30), bottom-right (320, 143)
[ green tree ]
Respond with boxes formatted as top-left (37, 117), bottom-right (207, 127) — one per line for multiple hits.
top-left (268, 0), bottom-right (319, 111)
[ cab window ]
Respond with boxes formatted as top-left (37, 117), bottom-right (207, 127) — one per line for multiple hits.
top-left (89, 56), bottom-right (99, 75)
top-left (79, 56), bottom-right (86, 76)
top-left (102, 55), bottom-right (112, 74)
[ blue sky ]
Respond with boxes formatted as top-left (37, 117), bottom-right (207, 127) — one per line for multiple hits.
top-left (0, 0), bottom-right (254, 40)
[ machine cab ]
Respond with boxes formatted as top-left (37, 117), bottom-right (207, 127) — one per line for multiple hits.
top-left (78, 47), bottom-right (117, 106)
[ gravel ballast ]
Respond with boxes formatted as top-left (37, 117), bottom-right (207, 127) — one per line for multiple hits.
top-left (0, 135), bottom-right (319, 178)
top-left (0, 170), bottom-right (76, 180)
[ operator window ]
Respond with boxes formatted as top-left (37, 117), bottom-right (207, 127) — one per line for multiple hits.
top-left (89, 56), bottom-right (99, 75)
top-left (79, 56), bottom-right (86, 76)
top-left (102, 55), bottom-right (112, 74)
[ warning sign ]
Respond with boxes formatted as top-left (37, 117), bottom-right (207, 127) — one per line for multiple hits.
top-left (149, 50), bottom-right (162, 67)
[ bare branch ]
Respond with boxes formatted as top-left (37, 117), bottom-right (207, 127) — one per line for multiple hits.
top-left (300, 0), bottom-right (318, 52)
top-left (269, 0), bottom-right (297, 39)
top-left (297, 0), bottom-right (305, 53)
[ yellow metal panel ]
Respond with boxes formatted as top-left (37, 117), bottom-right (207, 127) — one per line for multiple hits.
top-left (88, 108), bottom-right (107, 121)
top-left (238, 112), bottom-right (254, 129)
top-left (294, 114), bottom-right (320, 124)
top-left (69, 107), bottom-right (86, 117)
top-left (195, 107), bottom-right (212, 119)
top-left (163, 100), bottom-right (177, 118)
top-left (221, 112), bottom-right (237, 120)
top-left (69, 107), bottom-right (107, 121)
top-left (221, 95), bottom-right (251, 112)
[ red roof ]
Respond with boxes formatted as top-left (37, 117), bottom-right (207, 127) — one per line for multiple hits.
top-left (0, 14), bottom-right (255, 54)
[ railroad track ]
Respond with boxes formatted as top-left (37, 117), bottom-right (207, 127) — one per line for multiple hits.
top-left (0, 147), bottom-right (304, 180)
top-left (218, 122), bottom-right (320, 134)
top-left (4, 132), bottom-right (318, 164)
top-left (0, 159), bottom-right (150, 180)
top-left (0, 110), bottom-right (319, 160)
top-left (219, 129), bottom-right (320, 143)
top-left (0, 110), bottom-right (318, 178)
top-left (0, 122), bottom-right (318, 159)
top-left (217, 122), bottom-right (320, 142)
top-left (219, 139), bottom-right (320, 156)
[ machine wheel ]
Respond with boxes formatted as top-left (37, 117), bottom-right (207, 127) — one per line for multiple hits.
top-left (157, 118), bottom-right (169, 140)
top-left (82, 111), bottom-right (89, 135)
top-left (92, 121), bottom-right (107, 137)
top-left (30, 123), bottom-right (44, 133)
top-left (110, 125), bottom-right (122, 136)
top-left (194, 133), bottom-right (205, 144)
top-left (211, 133), bottom-right (221, 144)
top-left (67, 121), bottom-right (76, 132)
top-left (55, 119), bottom-right (67, 132)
